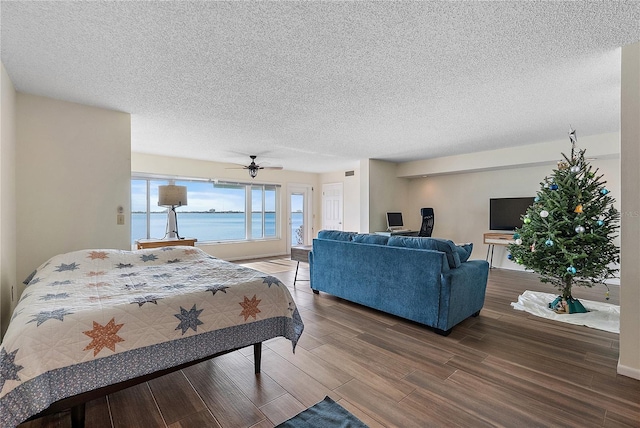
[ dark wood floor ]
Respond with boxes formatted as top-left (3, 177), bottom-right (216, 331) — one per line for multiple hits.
top-left (21, 258), bottom-right (639, 428)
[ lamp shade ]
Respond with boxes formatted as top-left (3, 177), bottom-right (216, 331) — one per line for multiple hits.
top-left (158, 185), bottom-right (188, 207)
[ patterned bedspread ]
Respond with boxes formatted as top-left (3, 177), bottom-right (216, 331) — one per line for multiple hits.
top-left (0, 247), bottom-right (303, 427)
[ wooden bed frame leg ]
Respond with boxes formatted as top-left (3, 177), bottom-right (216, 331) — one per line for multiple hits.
top-left (254, 342), bottom-right (262, 374)
top-left (71, 403), bottom-right (85, 428)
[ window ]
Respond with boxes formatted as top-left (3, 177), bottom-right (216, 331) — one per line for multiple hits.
top-left (131, 179), bottom-right (168, 240)
top-left (131, 177), bottom-right (280, 244)
top-left (251, 185), bottom-right (277, 239)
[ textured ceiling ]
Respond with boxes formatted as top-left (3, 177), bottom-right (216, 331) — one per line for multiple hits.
top-left (2, 1), bottom-right (639, 173)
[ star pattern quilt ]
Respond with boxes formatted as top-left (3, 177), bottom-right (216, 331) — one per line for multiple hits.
top-left (0, 247), bottom-right (304, 428)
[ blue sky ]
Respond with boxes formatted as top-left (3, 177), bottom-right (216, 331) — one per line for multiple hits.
top-left (132, 180), bottom-right (298, 212)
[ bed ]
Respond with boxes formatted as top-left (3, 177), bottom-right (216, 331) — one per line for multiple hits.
top-left (0, 247), bottom-right (304, 428)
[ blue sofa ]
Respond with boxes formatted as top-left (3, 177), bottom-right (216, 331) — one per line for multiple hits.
top-left (309, 230), bottom-right (490, 335)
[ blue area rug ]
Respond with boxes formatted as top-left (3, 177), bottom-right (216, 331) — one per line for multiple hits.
top-left (276, 396), bottom-right (369, 428)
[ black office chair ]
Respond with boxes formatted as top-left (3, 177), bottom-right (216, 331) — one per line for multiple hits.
top-left (418, 208), bottom-right (434, 237)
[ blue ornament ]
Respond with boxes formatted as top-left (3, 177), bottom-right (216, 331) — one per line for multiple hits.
top-left (550, 184), bottom-right (558, 190)
top-left (507, 253), bottom-right (513, 260)
top-left (566, 266), bottom-right (577, 275)
top-left (545, 239), bottom-right (554, 246)
top-left (597, 220), bottom-right (604, 226)
top-left (601, 188), bottom-right (609, 195)
top-left (534, 196), bottom-right (540, 202)
top-left (513, 233), bottom-right (520, 239)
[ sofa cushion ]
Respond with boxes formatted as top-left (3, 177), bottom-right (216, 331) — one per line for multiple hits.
top-left (352, 233), bottom-right (389, 245)
top-left (317, 230), bottom-right (357, 241)
top-left (387, 236), bottom-right (461, 268)
top-left (387, 236), bottom-right (431, 250)
top-left (455, 243), bottom-right (474, 263)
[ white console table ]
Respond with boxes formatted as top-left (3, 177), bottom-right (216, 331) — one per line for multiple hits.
top-left (484, 232), bottom-right (515, 268)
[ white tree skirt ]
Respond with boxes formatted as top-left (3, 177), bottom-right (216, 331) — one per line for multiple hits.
top-left (511, 290), bottom-right (619, 333)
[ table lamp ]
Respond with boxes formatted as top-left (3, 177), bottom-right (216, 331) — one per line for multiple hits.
top-left (158, 185), bottom-right (188, 239)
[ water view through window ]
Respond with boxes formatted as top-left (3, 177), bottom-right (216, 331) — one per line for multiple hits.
top-left (132, 178), bottom-right (301, 245)
top-left (131, 211), bottom-right (302, 242)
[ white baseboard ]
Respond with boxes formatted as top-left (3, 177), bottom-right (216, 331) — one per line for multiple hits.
top-left (617, 362), bottom-right (640, 380)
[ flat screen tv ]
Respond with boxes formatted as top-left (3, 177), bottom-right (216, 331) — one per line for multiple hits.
top-left (386, 212), bottom-right (404, 229)
top-left (489, 197), bottom-right (535, 231)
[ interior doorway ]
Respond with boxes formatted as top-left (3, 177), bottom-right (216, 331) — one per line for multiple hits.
top-left (322, 182), bottom-right (344, 231)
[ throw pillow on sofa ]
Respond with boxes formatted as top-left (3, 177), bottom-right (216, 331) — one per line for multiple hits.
top-left (455, 243), bottom-right (473, 263)
top-left (352, 233), bottom-right (390, 245)
top-left (317, 230), bottom-right (357, 241)
top-left (387, 236), bottom-right (461, 268)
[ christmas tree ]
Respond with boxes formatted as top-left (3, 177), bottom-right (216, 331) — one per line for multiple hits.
top-left (507, 128), bottom-right (620, 313)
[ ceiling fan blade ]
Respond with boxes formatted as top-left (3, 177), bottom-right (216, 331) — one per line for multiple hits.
top-left (261, 166), bottom-right (283, 170)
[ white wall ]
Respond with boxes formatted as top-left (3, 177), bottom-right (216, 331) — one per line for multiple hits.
top-left (0, 63), bottom-right (17, 337)
top-left (619, 42), bottom-right (640, 380)
top-left (398, 133), bottom-right (620, 178)
top-left (359, 159), bottom-right (370, 233)
top-left (406, 155), bottom-right (621, 268)
top-left (131, 153), bottom-right (319, 260)
top-left (318, 168), bottom-right (361, 233)
top-left (16, 94), bottom-right (131, 294)
top-left (367, 159), bottom-right (411, 233)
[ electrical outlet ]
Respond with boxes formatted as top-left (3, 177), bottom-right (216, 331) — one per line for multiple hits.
top-left (117, 214), bottom-right (125, 225)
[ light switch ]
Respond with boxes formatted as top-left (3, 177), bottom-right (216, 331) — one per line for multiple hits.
top-left (117, 214), bottom-right (125, 225)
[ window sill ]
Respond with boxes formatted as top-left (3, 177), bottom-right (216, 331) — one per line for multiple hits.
top-left (196, 237), bottom-right (281, 246)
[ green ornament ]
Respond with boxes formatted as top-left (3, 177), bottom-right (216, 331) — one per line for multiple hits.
top-left (524, 218), bottom-right (531, 224)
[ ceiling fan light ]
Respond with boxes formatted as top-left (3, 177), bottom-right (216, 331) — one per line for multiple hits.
top-left (249, 167), bottom-right (258, 178)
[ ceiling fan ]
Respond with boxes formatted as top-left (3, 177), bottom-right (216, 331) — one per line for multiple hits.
top-left (229, 155), bottom-right (283, 178)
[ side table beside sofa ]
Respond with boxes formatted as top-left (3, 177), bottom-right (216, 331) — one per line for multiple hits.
top-left (291, 245), bottom-right (312, 286)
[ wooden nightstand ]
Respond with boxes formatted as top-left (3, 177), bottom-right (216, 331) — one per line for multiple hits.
top-left (135, 238), bottom-right (197, 250)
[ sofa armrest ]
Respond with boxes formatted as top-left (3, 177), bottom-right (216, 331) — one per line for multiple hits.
top-left (308, 250), bottom-right (314, 288)
top-left (438, 260), bottom-right (490, 330)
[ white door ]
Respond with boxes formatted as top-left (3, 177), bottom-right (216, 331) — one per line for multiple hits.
top-left (287, 185), bottom-right (312, 253)
top-left (322, 183), bottom-right (344, 231)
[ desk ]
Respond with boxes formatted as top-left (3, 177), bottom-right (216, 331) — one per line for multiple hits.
top-left (483, 233), bottom-right (515, 268)
top-left (291, 245), bottom-right (312, 286)
top-left (135, 238), bottom-right (197, 250)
